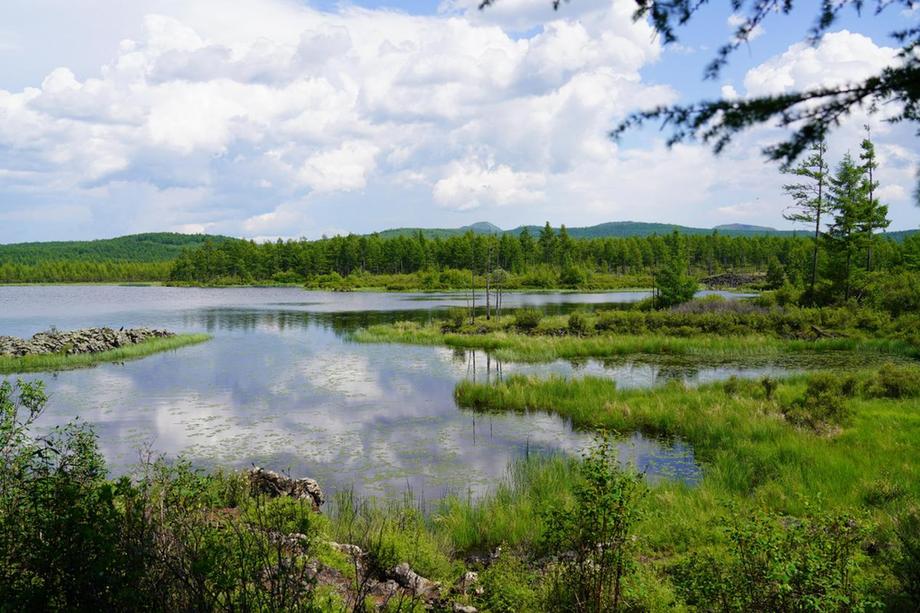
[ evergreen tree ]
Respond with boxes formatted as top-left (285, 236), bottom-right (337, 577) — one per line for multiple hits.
top-left (538, 222), bottom-right (557, 265)
top-left (825, 153), bottom-right (869, 301)
top-left (857, 127), bottom-right (890, 272)
top-left (782, 141), bottom-right (829, 298)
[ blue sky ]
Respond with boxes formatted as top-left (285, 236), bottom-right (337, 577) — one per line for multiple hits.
top-left (0, 0), bottom-right (916, 242)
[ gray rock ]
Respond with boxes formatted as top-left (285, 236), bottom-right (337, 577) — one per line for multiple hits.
top-left (248, 467), bottom-right (325, 511)
top-left (0, 327), bottom-right (174, 357)
top-left (391, 562), bottom-right (441, 601)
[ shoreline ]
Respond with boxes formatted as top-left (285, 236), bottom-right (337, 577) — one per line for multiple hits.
top-left (0, 333), bottom-right (211, 374)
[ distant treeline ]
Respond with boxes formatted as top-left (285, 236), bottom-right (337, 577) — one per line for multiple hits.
top-left (0, 232), bottom-right (233, 266)
top-left (0, 261), bottom-right (171, 284)
top-left (167, 224), bottom-right (915, 288)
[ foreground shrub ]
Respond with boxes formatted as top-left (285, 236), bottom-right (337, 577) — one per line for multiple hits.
top-left (671, 507), bottom-right (874, 612)
top-left (0, 379), bottom-right (143, 610)
top-left (476, 550), bottom-right (540, 613)
top-left (541, 435), bottom-right (646, 612)
top-left (894, 507), bottom-right (920, 605)
top-left (514, 308), bottom-right (543, 332)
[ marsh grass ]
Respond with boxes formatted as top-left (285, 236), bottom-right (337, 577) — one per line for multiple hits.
top-left (0, 333), bottom-right (211, 374)
top-left (353, 321), bottom-right (918, 363)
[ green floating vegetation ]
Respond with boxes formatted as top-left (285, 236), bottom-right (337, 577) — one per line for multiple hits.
top-left (0, 333), bottom-right (210, 374)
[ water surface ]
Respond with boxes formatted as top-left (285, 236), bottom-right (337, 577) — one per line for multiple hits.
top-left (0, 285), bottom-right (877, 499)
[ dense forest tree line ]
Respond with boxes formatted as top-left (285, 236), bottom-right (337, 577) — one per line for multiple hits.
top-left (0, 261), bottom-right (171, 284)
top-left (165, 224), bottom-right (916, 290)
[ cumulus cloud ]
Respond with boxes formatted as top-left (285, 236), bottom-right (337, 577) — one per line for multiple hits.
top-left (0, 0), bottom-right (916, 241)
top-left (433, 156), bottom-right (545, 210)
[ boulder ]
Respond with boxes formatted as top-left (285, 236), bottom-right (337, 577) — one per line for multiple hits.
top-left (390, 562), bottom-right (441, 601)
top-left (248, 467), bottom-right (325, 511)
top-left (0, 327), bottom-right (174, 357)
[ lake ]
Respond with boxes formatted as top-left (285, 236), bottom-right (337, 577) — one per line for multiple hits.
top-left (0, 285), bottom-right (869, 499)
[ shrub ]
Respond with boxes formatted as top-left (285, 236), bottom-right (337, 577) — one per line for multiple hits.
top-left (514, 308), bottom-right (543, 332)
top-left (560, 264), bottom-right (588, 287)
top-left (443, 307), bottom-right (468, 332)
top-left (271, 270), bottom-right (304, 284)
top-left (671, 508), bottom-right (874, 612)
top-left (783, 373), bottom-right (854, 430)
top-left (869, 363), bottom-right (920, 399)
top-left (594, 310), bottom-right (645, 334)
top-left (567, 311), bottom-right (589, 336)
top-left (542, 435), bottom-right (646, 612)
top-left (760, 376), bottom-right (778, 401)
top-left (476, 550), bottom-right (539, 613)
top-left (894, 507), bottom-right (920, 605)
top-left (0, 379), bottom-right (143, 610)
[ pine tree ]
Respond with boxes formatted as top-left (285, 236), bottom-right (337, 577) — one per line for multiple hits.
top-left (538, 222), bottom-right (556, 265)
top-left (782, 141), bottom-right (829, 298)
top-left (857, 127), bottom-right (890, 272)
top-left (825, 153), bottom-right (869, 301)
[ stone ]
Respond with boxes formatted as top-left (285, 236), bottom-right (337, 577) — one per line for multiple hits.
top-left (390, 562), bottom-right (441, 601)
top-left (0, 327), bottom-right (174, 358)
top-left (452, 604), bottom-right (478, 613)
top-left (248, 467), bottom-right (325, 511)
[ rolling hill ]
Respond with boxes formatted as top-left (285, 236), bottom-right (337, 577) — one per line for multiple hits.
top-left (375, 220), bottom-right (804, 239)
top-left (0, 232), bottom-right (236, 265)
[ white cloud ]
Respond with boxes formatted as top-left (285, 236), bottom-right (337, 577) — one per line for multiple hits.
top-left (433, 156), bottom-right (545, 210)
top-left (743, 30), bottom-right (899, 97)
top-left (0, 1), bottom-right (916, 241)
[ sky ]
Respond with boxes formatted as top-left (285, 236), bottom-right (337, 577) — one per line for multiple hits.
top-left (0, 0), bottom-right (917, 243)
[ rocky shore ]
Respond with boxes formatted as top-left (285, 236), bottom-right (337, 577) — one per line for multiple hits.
top-left (248, 468), bottom-right (481, 611)
top-left (0, 327), bottom-right (175, 357)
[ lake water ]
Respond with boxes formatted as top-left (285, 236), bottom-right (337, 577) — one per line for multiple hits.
top-left (0, 285), bottom-right (881, 499)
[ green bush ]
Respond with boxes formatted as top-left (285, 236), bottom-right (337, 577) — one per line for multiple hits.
top-left (560, 264), bottom-right (588, 287)
top-left (567, 311), bottom-right (589, 336)
top-left (894, 507), bottom-right (920, 605)
top-left (869, 363), bottom-right (920, 399)
top-left (671, 508), bottom-right (874, 611)
top-left (476, 550), bottom-right (540, 613)
top-left (514, 308), bottom-right (543, 332)
top-left (442, 307), bottom-right (469, 332)
top-left (541, 435), bottom-right (646, 612)
top-left (783, 373), bottom-right (854, 430)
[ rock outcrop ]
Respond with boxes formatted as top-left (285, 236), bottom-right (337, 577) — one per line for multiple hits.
top-left (0, 327), bottom-right (174, 357)
top-left (248, 467), bottom-right (325, 511)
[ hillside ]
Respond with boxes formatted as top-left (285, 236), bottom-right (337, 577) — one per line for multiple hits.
top-left (0, 233), bottom-right (236, 265)
top-left (376, 220), bottom-right (803, 239)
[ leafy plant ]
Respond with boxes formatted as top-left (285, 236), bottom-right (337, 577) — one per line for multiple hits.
top-left (567, 311), bottom-right (589, 336)
top-left (541, 434), bottom-right (646, 612)
top-left (514, 308), bottom-right (543, 332)
top-left (671, 506), bottom-right (875, 612)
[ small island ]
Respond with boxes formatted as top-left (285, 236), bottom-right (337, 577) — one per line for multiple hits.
top-left (0, 327), bottom-right (210, 374)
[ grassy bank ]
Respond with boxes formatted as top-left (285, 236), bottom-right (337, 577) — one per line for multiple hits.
top-left (3, 366), bottom-right (917, 610)
top-left (0, 333), bottom-right (210, 374)
top-left (352, 319), bottom-right (920, 362)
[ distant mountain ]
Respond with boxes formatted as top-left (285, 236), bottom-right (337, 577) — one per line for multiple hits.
top-left (461, 221), bottom-right (503, 234)
top-left (375, 220), bottom-right (803, 240)
top-left (0, 232), bottom-right (236, 265)
top-left (714, 223), bottom-right (778, 232)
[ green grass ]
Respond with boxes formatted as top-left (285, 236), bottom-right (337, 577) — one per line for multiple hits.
top-left (452, 371), bottom-right (920, 533)
top-left (0, 333), bottom-right (211, 374)
top-left (352, 320), bottom-right (919, 363)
